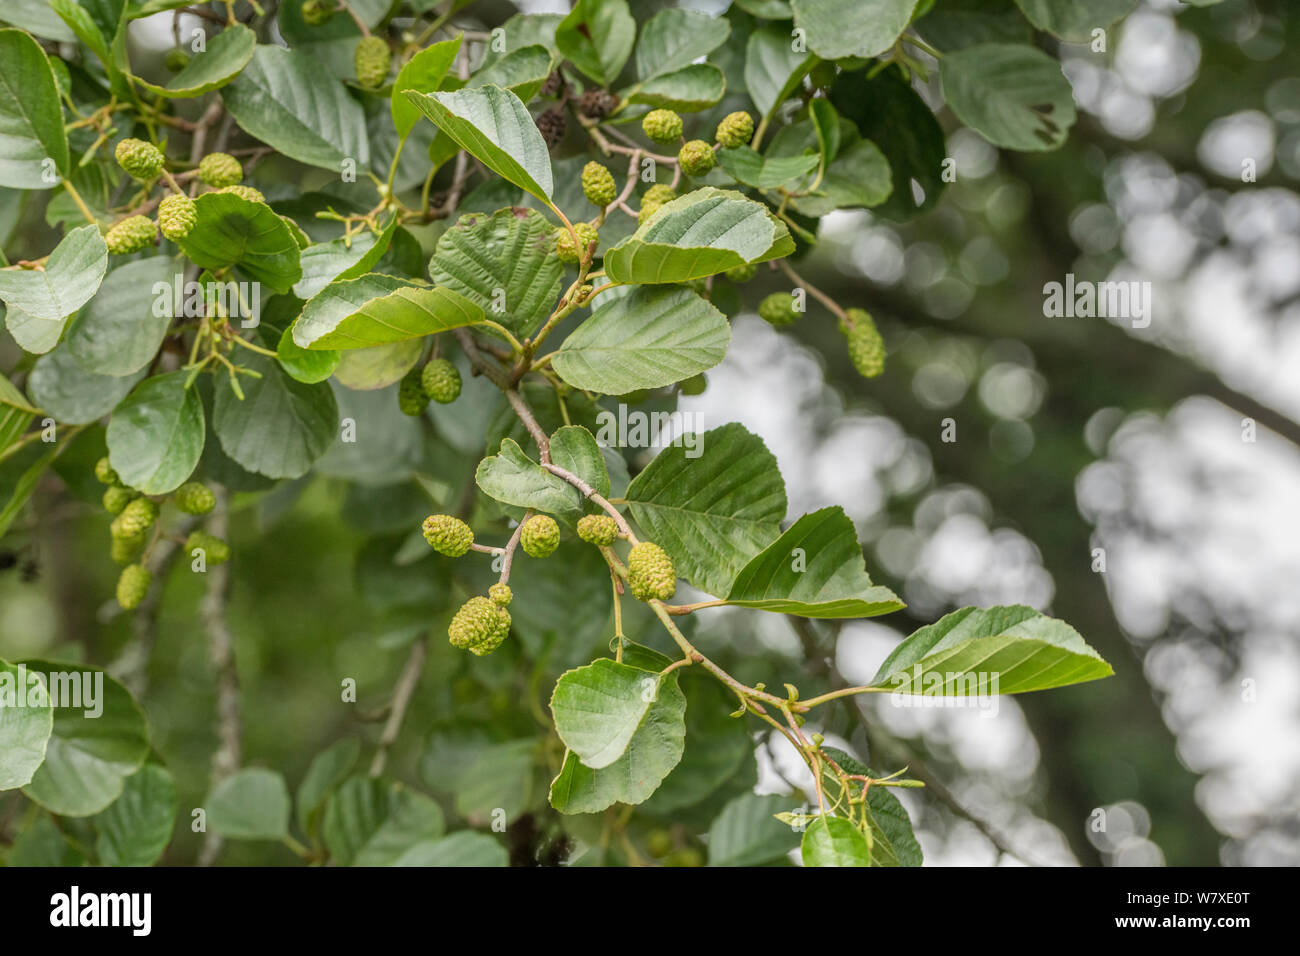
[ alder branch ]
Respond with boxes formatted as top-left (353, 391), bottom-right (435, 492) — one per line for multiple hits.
top-left (198, 489), bottom-right (240, 867)
top-left (369, 634), bottom-right (429, 777)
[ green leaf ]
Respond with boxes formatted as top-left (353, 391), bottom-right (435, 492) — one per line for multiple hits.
top-left (791, 0), bottom-right (919, 59)
top-left (940, 43), bottom-right (1077, 152)
top-left (915, 0), bottom-right (1033, 52)
top-left (831, 68), bottom-right (946, 220)
top-left (21, 661), bottom-right (149, 817)
top-left (392, 831), bottom-right (508, 867)
top-left (733, 0), bottom-right (793, 17)
top-left (603, 187), bottom-right (795, 285)
top-left (222, 44), bottom-right (370, 173)
top-left (707, 793), bottom-right (800, 866)
top-left (293, 218), bottom-right (396, 300)
top-left (469, 44), bottom-right (554, 102)
top-left (1014, 0), bottom-right (1136, 42)
top-left (213, 353), bottom-right (337, 480)
top-left (65, 256), bottom-right (180, 377)
top-left (0, 374), bottom-right (37, 454)
top-left (635, 8), bottom-right (731, 80)
top-left (8, 815), bottom-right (84, 866)
top-left (93, 763), bottom-right (177, 866)
top-left (801, 815), bottom-right (871, 866)
top-left (628, 65), bottom-right (726, 112)
top-left (277, 326), bottom-right (339, 384)
top-left (0, 442), bottom-right (62, 539)
top-left (176, 192), bottom-right (302, 295)
top-left (4, 306), bottom-right (67, 354)
top-left (717, 146), bottom-right (820, 189)
top-left (322, 776), bottom-right (445, 866)
top-left (641, 676), bottom-right (754, 816)
top-left (475, 437), bottom-right (581, 514)
top-left (428, 207), bottom-right (564, 339)
top-left (556, 0), bottom-right (635, 87)
top-left (391, 35), bottom-right (462, 140)
top-left (549, 425), bottom-right (610, 499)
top-left (27, 346), bottom-right (142, 425)
top-left (870, 605), bottom-right (1114, 694)
top-left (549, 673), bottom-right (686, 814)
top-left (452, 739), bottom-right (538, 822)
top-left (206, 768), bottom-right (291, 840)
top-left (332, 340), bottom-right (423, 389)
top-left (552, 286), bottom-right (729, 393)
top-left (105, 371), bottom-right (204, 494)
top-left (726, 507), bottom-right (904, 617)
top-left (817, 747), bottom-right (922, 866)
top-left (766, 123), bottom-right (893, 215)
top-left (0, 3), bottom-right (77, 43)
top-left (0, 657), bottom-right (52, 791)
top-left (296, 737), bottom-right (361, 838)
top-left (134, 22), bottom-right (255, 98)
top-left (626, 423), bottom-right (787, 597)
top-left (551, 660), bottom-right (675, 769)
top-left (0, 225), bottom-right (106, 320)
top-left (0, 28), bottom-right (70, 187)
top-left (52, 0), bottom-right (128, 86)
top-left (745, 25), bottom-right (814, 120)
top-left (293, 275), bottom-right (483, 350)
top-left (402, 86), bottom-right (553, 202)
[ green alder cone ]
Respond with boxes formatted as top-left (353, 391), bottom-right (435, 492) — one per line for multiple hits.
top-left (724, 262), bottom-right (757, 283)
top-left (842, 308), bottom-right (886, 378)
top-left (638, 184), bottom-right (677, 225)
top-left (642, 109), bottom-right (683, 144)
top-left (582, 161), bottom-right (617, 208)
top-left (116, 564), bottom-right (151, 610)
top-left (216, 184), bottom-right (265, 203)
top-left (715, 111), bottom-right (754, 149)
top-left (577, 514), bottom-right (619, 547)
top-left (174, 481), bottom-right (216, 515)
top-left (163, 49), bottom-right (191, 72)
top-left (678, 140), bottom-right (717, 177)
top-left (354, 36), bottom-right (392, 89)
top-left (301, 0), bottom-right (335, 25)
top-left (110, 534), bottom-right (144, 566)
top-left (199, 152), bottom-right (242, 187)
top-left (627, 541), bottom-right (676, 601)
top-left (111, 498), bottom-right (158, 538)
top-left (114, 138), bottom-right (165, 180)
top-left (186, 530), bottom-right (231, 564)
top-left (105, 216), bottom-right (157, 255)
top-left (421, 358), bottom-right (462, 404)
top-left (157, 194), bottom-right (197, 241)
top-left (95, 457), bottom-right (121, 486)
top-left (102, 486), bottom-right (135, 515)
top-left (758, 292), bottom-right (800, 326)
top-left (488, 582), bottom-right (512, 607)
top-left (520, 515), bottom-right (560, 558)
top-left (555, 223), bottom-right (599, 264)
top-left (448, 596), bottom-right (511, 655)
top-left (398, 368), bottom-right (428, 416)
top-left (422, 515), bottom-right (473, 556)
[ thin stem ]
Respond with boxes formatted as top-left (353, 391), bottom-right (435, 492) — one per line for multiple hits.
top-left (60, 180), bottom-right (98, 225)
top-left (776, 258), bottom-right (849, 323)
top-left (369, 633), bottom-right (429, 776)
